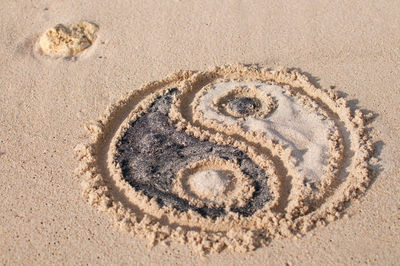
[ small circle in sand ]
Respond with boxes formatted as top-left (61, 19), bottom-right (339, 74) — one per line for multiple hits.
top-left (213, 85), bottom-right (278, 119)
top-left (76, 64), bottom-right (376, 254)
top-left (173, 157), bottom-right (255, 209)
top-left (38, 21), bottom-right (98, 57)
top-left (227, 97), bottom-right (260, 116)
top-left (189, 170), bottom-right (230, 198)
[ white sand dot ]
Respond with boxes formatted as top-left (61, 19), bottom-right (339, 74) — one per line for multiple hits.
top-left (189, 170), bottom-right (230, 199)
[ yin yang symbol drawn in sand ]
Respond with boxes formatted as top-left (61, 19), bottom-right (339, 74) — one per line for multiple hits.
top-left (75, 65), bottom-right (375, 253)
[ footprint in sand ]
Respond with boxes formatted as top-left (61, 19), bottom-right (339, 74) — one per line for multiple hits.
top-left (37, 21), bottom-right (98, 58)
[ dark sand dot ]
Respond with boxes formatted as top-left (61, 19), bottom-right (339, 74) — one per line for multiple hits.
top-left (228, 97), bottom-right (260, 116)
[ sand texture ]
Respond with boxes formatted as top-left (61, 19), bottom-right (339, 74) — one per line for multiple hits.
top-left (1, 0), bottom-right (399, 265)
top-left (38, 21), bottom-right (98, 57)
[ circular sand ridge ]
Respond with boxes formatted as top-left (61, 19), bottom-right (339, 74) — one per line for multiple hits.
top-left (75, 64), bottom-right (375, 254)
top-left (213, 85), bottom-right (278, 119)
top-left (173, 157), bottom-right (255, 209)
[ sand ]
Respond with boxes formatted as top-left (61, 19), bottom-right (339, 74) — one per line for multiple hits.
top-left (196, 81), bottom-right (334, 183)
top-left (80, 64), bottom-right (368, 253)
top-left (38, 21), bottom-right (98, 57)
top-left (1, 0), bottom-right (399, 264)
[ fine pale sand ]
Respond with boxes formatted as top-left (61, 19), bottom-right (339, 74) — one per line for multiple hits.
top-left (1, 0), bottom-right (399, 265)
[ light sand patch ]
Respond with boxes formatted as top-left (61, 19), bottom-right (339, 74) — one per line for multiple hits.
top-left (38, 21), bottom-right (98, 57)
top-left (195, 81), bottom-right (334, 184)
top-left (75, 64), bottom-right (375, 254)
top-left (191, 170), bottom-right (230, 197)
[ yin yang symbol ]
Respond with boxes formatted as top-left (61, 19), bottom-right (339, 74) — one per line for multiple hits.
top-left (75, 64), bottom-right (375, 253)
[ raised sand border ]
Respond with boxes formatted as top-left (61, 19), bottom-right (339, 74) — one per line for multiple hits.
top-left (75, 64), bottom-right (374, 254)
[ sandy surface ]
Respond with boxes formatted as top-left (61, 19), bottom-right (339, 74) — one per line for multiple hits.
top-left (0, 0), bottom-right (399, 265)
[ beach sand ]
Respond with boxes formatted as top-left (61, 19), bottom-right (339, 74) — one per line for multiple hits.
top-left (0, 0), bottom-right (399, 264)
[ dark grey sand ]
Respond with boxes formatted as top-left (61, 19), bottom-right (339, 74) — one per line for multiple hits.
top-left (115, 89), bottom-right (272, 218)
top-left (227, 97), bottom-right (261, 116)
